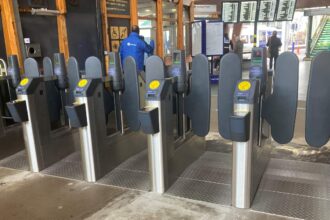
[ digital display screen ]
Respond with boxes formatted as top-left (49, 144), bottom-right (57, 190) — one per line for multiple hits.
top-left (239, 1), bottom-right (257, 23)
top-left (109, 55), bottom-right (115, 65)
top-left (276, 0), bottom-right (296, 21)
top-left (222, 2), bottom-right (239, 23)
top-left (173, 53), bottom-right (181, 64)
top-left (258, 0), bottom-right (277, 22)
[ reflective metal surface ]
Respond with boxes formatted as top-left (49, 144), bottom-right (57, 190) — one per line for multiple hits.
top-left (76, 83), bottom-right (146, 183)
top-left (147, 99), bottom-right (172, 193)
top-left (232, 104), bottom-right (253, 208)
top-left (252, 158), bottom-right (330, 220)
top-left (20, 93), bottom-right (41, 172)
top-left (19, 81), bottom-right (77, 172)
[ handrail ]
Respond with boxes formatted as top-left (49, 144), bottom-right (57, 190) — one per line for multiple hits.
top-left (310, 16), bottom-right (329, 52)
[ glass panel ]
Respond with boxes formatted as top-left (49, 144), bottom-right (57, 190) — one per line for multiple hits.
top-left (163, 1), bottom-right (177, 20)
top-left (163, 20), bottom-right (177, 56)
top-left (138, 19), bottom-right (156, 45)
top-left (138, 19), bottom-right (157, 64)
top-left (183, 6), bottom-right (190, 22)
top-left (183, 6), bottom-right (191, 56)
top-left (138, 0), bottom-right (156, 18)
top-left (184, 24), bottom-right (191, 57)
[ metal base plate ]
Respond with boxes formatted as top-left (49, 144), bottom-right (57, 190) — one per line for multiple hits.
top-left (0, 150), bottom-right (29, 170)
top-left (41, 152), bottom-right (84, 180)
top-left (167, 150), bottom-right (330, 220)
top-left (167, 151), bottom-right (232, 205)
top-left (252, 159), bottom-right (330, 220)
top-left (98, 150), bottom-right (150, 191)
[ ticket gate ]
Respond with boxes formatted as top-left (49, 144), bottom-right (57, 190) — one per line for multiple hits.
top-left (219, 49), bottom-right (298, 208)
top-left (0, 56), bottom-right (24, 159)
top-left (139, 52), bottom-right (210, 193)
top-left (140, 48), bottom-right (299, 209)
top-left (6, 54), bottom-right (80, 172)
top-left (66, 53), bottom-right (146, 182)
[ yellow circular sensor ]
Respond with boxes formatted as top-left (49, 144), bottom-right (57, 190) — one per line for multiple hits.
top-left (78, 79), bottom-right (88, 88)
top-left (20, 78), bottom-right (29, 86)
top-left (238, 81), bottom-right (251, 91)
top-left (149, 80), bottom-right (160, 90)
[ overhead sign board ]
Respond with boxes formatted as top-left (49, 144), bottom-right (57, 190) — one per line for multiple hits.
top-left (222, 1), bottom-right (239, 23)
top-left (239, 1), bottom-right (258, 23)
top-left (195, 5), bottom-right (217, 14)
top-left (276, 0), bottom-right (297, 21)
top-left (258, 0), bottom-right (277, 21)
top-left (195, 4), bottom-right (218, 18)
top-left (107, 0), bottom-right (130, 15)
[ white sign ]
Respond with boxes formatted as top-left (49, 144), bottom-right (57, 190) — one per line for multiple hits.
top-left (183, 0), bottom-right (192, 6)
top-left (206, 22), bottom-right (224, 56)
top-left (195, 5), bottom-right (217, 14)
top-left (192, 22), bottom-right (203, 56)
top-left (24, 38), bottom-right (31, 44)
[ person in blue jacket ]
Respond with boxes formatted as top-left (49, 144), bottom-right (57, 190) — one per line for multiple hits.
top-left (120, 25), bottom-right (155, 77)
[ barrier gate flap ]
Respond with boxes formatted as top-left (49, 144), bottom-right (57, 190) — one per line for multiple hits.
top-left (305, 51), bottom-right (330, 147)
top-left (43, 57), bottom-right (53, 77)
top-left (85, 56), bottom-right (103, 79)
top-left (146, 56), bottom-right (166, 85)
top-left (184, 54), bottom-right (210, 137)
top-left (263, 52), bottom-right (299, 144)
top-left (218, 53), bottom-right (242, 140)
top-left (85, 56), bottom-right (114, 116)
top-left (122, 57), bottom-right (141, 131)
top-left (7, 55), bottom-right (21, 88)
top-left (24, 58), bottom-right (40, 77)
top-left (67, 57), bottom-right (80, 105)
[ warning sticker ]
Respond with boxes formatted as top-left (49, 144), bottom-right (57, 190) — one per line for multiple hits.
top-left (149, 80), bottom-right (160, 90)
top-left (238, 81), bottom-right (251, 91)
top-left (20, 78), bottom-right (29, 86)
top-left (78, 79), bottom-right (88, 88)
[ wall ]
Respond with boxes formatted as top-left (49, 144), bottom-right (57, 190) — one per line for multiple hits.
top-left (66, 0), bottom-right (104, 71)
top-left (20, 15), bottom-right (59, 62)
top-left (18, 0), bottom-right (59, 65)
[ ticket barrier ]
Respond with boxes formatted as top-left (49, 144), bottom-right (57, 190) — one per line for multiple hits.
top-left (65, 53), bottom-right (146, 182)
top-left (218, 49), bottom-right (299, 208)
top-left (7, 54), bottom-right (80, 172)
top-left (139, 52), bottom-right (210, 193)
top-left (0, 56), bottom-right (24, 159)
top-left (138, 47), bottom-right (299, 209)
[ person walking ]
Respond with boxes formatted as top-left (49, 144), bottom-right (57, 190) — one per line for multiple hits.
top-left (267, 31), bottom-right (282, 69)
top-left (233, 35), bottom-right (244, 62)
top-left (119, 25), bottom-right (154, 79)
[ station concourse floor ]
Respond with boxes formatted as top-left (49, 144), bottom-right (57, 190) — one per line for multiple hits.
top-left (0, 60), bottom-right (329, 220)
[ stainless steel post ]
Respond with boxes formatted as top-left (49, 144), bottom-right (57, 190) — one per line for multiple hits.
top-left (232, 103), bottom-right (255, 209)
top-left (147, 99), bottom-right (169, 194)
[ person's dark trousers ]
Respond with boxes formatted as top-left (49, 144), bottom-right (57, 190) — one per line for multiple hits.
top-left (269, 54), bottom-right (278, 69)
